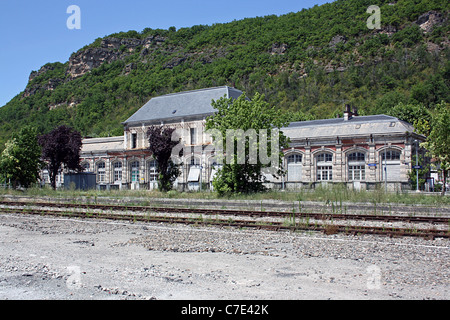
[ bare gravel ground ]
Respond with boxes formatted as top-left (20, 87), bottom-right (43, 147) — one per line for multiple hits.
top-left (0, 212), bottom-right (448, 300)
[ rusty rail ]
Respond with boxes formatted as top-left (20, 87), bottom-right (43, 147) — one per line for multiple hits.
top-left (0, 200), bottom-right (448, 224)
top-left (0, 203), bottom-right (448, 240)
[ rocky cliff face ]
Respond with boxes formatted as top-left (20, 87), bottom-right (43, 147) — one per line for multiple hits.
top-left (19, 10), bottom-right (449, 103)
top-left (23, 78), bottom-right (63, 98)
top-left (22, 35), bottom-right (169, 99)
top-left (67, 35), bottom-right (166, 78)
top-left (416, 10), bottom-right (446, 33)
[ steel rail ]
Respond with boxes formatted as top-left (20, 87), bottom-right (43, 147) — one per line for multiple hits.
top-left (0, 206), bottom-right (448, 240)
top-left (0, 200), bottom-right (448, 225)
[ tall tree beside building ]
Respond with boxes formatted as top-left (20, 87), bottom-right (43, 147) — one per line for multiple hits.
top-left (38, 125), bottom-right (83, 190)
top-left (0, 126), bottom-right (42, 188)
top-left (147, 125), bottom-right (180, 192)
top-left (206, 92), bottom-right (289, 195)
top-left (421, 102), bottom-right (450, 195)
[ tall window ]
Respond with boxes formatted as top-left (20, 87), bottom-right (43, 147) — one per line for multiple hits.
top-left (381, 150), bottom-right (401, 181)
top-left (190, 128), bottom-right (197, 145)
top-left (130, 161), bottom-right (140, 182)
top-left (148, 160), bottom-right (158, 182)
top-left (42, 170), bottom-right (49, 184)
top-left (316, 153), bottom-right (333, 181)
top-left (287, 154), bottom-right (302, 182)
top-left (348, 152), bottom-right (365, 181)
top-left (97, 162), bottom-right (106, 183)
top-left (113, 161), bottom-right (122, 182)
top-left (131, 133), bottom-right (137, 149)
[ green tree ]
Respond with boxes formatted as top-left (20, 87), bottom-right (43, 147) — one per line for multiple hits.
top-left (147, 125), bottom-right (180, 192)
top-left (387, 102), bottom-right (431, 128)
top-left (421, 102), bottom-right (450, 195)
top-left (0, 126), bottom-right (42, 188)
top-left (206, 92), bottom-right (289, 195)
top-left (38, 125), bottom-right (83, 190)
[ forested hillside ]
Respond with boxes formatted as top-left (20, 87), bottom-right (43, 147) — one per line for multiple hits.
top-left (0, 0), bottom-right (448, 149)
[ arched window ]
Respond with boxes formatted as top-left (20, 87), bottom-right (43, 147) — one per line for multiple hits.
top-left (81, 162), bottom-right (90, 172)
top-left (316, 153), bottom-right (333, 181)
top-left (348, 152), bottom-right (365, 162)
top-left (42, 169), bottom-right (49, 184)
top-left (380, 150), bottom-right (402, 181)
top-left (130, 161), bottom-right (140, 182)
top-left (97, 162), bottom-right (106, 183)
top-left (148, 160), bottom-right (158, 182)
top-left (190, 157), bottom-right (200, 168)
top-left (348, 152), bottom-right (365, 181)
top-left (381, 150), bottom-right (401, 161)
top-left (287, 154), bottom-right (302, 164)
top-left (286, 154), bottom-right (302, 181)
top-left (113, 161), bottom-right (122, 182)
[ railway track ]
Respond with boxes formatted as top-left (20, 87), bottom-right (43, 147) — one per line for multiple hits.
top-left (0, 200), bottom-right (449, 240)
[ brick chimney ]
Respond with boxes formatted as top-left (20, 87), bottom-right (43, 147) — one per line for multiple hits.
top-left (343, 104), bottom-right (353, 121)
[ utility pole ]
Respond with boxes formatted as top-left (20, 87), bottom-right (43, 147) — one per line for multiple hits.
top-left (415, 139), bottom-right (419, 192)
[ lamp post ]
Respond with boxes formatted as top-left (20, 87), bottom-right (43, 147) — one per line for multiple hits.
top-left (199, 162), bottom-right (202, 193)
top-left (415, 139), bottom-right (419, 192)
top-left (384, 139), bottom-right (387, 192)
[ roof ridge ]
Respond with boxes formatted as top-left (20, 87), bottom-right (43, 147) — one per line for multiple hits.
top-left (123, 86), bottom-right (244, 125)
top-left (152, 86), bottom-right (232, 99)
top-left (286, 114), bottom-right (402, 129)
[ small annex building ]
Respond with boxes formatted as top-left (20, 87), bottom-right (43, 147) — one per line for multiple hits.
top-left (281, 107), bottom-right (424, 191)
top-left (41, 86), bottom-right (425, 191)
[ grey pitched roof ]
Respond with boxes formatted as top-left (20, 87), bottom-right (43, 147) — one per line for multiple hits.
top-left (123, 86), bottom-right (244, 125)
top-left (282, 115), bottom-right (416, 140)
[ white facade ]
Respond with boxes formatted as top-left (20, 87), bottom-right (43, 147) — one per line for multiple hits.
top-left (42, 87), bottom-right (426, 191)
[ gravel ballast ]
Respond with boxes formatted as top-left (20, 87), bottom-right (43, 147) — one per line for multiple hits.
top-left (0, 212), bottom-right (448, 300)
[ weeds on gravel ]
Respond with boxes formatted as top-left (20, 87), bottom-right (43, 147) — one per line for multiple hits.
top-left (323, 224), bottom-right (339, 235)
top-left (1, 183), bottom-right (449, 206)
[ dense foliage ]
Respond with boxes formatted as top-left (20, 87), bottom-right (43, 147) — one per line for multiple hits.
top-left (206, 93), bottom-right (289, 195)
top-left (419, 102), bottom-right (450, 195)
top-left (0, 0), bottom-right (448, 151)
top-left (0, 126), bottom-right (42, 188)
top-left (38, 125), bottom-right (83, 189)
top-left (147, 126), bottom-right (180, 192)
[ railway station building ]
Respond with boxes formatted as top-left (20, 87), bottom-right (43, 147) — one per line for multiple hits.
top-left (42, 86), bottom-right (426, 191)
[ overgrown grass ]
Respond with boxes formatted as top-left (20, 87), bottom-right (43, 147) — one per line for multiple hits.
top-left (1, 184), bottom-right (449, 206)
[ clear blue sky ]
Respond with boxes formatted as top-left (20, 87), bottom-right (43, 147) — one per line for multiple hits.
top-left (0, 0), bottom-right (331, 107)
